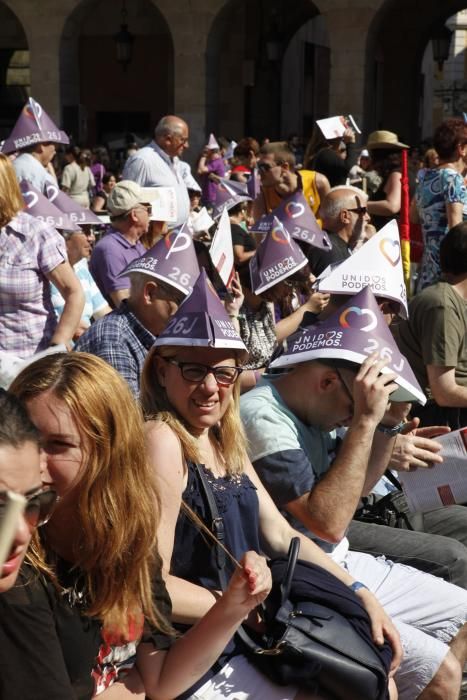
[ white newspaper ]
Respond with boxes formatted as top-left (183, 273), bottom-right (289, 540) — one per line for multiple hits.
top-left (398, 428), bottom-right (467, 512)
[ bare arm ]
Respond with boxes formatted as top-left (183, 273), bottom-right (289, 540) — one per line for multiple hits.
top-left (427, 364), bottom-right (467, 407)
top-left (287, 357), bottom-right (398, 542)
top-left (110, 288), bottom-right (130, 308)
top-left (233, 244), bottom-right (256, 266)
top-left (47, 262), bottom-right (85, 346)
top-left (91, 195), bottom-right (106, 212)
top-left (315, 172), bottom-right (331, 201)
top-left (367, 171), bottom-right (401, 217)
top-left (275, 292), bottom-right (330, 342)
top-left (99, 668), bottom-right (145, 698)
top-left (446, 201), bottom-right (464, 229)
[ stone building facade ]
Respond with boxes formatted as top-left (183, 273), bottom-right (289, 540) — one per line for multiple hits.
top-left (1, 0), bottom-right (467, 158)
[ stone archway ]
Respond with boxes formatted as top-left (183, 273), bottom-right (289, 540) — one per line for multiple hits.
top-left (0, 1), bottom-right (29, 141)
top-left (60, 0), bottom-right (174, 146)
top-left (364, 0), bottom-right (467, 143)
top-left (205, 0), bottom-right (320, 141)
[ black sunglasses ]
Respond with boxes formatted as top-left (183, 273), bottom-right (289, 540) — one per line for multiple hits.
top-left (166, 359), bottom-right (243, 386)
top-left (346, 206), bottom-right (368, 215)
top-left (0, 488), bottom-right (57, 529)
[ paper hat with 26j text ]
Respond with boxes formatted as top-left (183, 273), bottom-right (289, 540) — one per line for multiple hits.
top-left (269, 285), bottom-right (425, 404)
top-left (152, 268), bottom-right (248, 359)
top-left (212, 179), bottom-right (252, 220)
top-left (119, 223), bottom-right (200, 296)
top-left (250, 190), bottom-right (331, 250)
top-left (316, 220), bottom-right (408, 319)
top-left (249, 216), bottom-right (308, 294)
top-left (44, 181), bottom-right (103, 227)
top-left (20, 180), bottom-right (79, 231)
top-left (1, 98), bottom-right (69, 154)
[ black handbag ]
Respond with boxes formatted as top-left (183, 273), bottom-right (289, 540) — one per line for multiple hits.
top-left (194, 463), bottom-right (392, 700)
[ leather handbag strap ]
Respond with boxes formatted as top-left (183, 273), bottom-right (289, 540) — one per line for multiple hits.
top-left (281, 537), bottom-right (300, 605)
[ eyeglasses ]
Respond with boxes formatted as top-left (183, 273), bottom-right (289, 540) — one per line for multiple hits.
top-left (166, 359), bottom-right (243, 386)
top-left (346, 206), bottom-right (368, 215)
top-left (0, 488), bottom-right (57, 529)
top-left (137, 203), bottom-right (152, 215)
top-left (334, 368), bottom-right (355, 407)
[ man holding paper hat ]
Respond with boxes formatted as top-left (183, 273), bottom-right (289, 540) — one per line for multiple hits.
top-left (2, 98), bottom-right (68, 194)
top-left (76, 234), bottom-right (189, 397)
top-left (123, 115), bottom-right (190, 227)
top-left (316, 219), bottom-right (408, 318)
top-left (241, 286), bottom-right (467, 699)
top-left (89, 180), bottom-right (161, 307)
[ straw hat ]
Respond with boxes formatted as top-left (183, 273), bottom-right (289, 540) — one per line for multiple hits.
top-left (367, 130), bottom-right (409, 150)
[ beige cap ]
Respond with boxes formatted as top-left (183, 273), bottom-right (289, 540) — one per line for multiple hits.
top-left (107, 180), bottom-right (147, 217)
top-left (367, 130), bottom-right (409, 150)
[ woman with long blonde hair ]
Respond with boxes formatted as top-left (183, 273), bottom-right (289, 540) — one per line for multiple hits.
top-left (140, 270), bottom-right (398, 699)
top-left (4, 352), bottom-right (270, 699)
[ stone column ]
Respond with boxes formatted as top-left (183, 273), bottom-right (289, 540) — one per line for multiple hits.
top-left (154, 0), bottom-right (227, 162)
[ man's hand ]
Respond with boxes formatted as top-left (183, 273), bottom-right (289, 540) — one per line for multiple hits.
top-left (351, 354), bottom-right (398, 428)
top-left (389, 417), bottom-right (451, 471)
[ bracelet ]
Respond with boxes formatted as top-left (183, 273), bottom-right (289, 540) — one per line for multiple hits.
top-left (376, 420), bottom-right (406, 437)
top-left (349, 581), bottom-right (369, 593)
top-left (228, 314), bottom-right (238, 320)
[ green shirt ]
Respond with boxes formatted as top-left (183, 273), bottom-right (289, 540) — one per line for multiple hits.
top-left (396, 282), bottom-right (467, 398)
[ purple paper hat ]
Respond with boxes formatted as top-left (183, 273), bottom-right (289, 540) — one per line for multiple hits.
top-left (270, 286), bottom-right (426, 404)
top-left (43, 182), bottom-right (103, 226)
top-left (247, 169), bottom-right (261, 199)
top-left (212, 179), bottom-right (251, 220)
top-left (153, 268), bottom-right (248, 358)
top-left (119, 225), bottom-right (200, 296)
top-left (249, 217), bottom-right (308, 294)
top-left (19, 180), bottom-right (79, 231)
top-left (1, 98), bottom-right (69, 154)
top-left (251, 190), bottom-right (331, 250)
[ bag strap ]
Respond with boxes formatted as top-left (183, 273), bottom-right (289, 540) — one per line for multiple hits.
top-left (281, 537), bottom-right (300, 605)
top-left (193, 462), bottom-right (229, 589)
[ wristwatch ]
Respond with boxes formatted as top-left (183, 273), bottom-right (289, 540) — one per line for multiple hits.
top-left (349, 581), bottom-right (369, 593)
top-left (376, 420), bottom-right (406, 437)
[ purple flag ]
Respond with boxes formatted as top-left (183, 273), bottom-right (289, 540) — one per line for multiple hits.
top-left (20, 180), bottom-right (79, 231)
top-left (153, 268), bottom-right (248, 357)
top-left (249, 217), bottom-right (308, 294)
top-left (212, 180), bottom-right (251, 220)
top-left (1, 98), bottom-right (69, 154)
top-left (120, 225), bottom-right (200, 296)
top-left (251, 190), bottom-right (331, 250)
top-left (270, 286), bottom-right (426, 404)
top-left (44, 182), bottom-right (103, 226)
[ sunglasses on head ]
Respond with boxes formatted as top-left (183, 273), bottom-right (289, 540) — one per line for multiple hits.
top-left (0, 488), bottom-right (57, 529)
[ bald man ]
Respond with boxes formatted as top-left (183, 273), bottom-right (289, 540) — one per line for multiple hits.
top-left (122, 115), bottom-right (190, 226)
top-left (308, 186), bottom-right (375, 277)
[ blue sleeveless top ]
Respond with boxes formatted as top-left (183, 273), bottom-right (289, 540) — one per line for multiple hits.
top-left (171, 461), bottom-right (261, 589)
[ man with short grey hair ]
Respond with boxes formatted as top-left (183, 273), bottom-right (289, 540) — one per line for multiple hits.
top-left (308, 185), bottom-right (374, 277)
top-left (122, 115), bottom-right (190, 226)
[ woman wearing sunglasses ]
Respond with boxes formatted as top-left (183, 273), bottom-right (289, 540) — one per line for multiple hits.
top-left (3, 352), bottom-right (270, 699)
top-left (0, 389), bottom-right (56, 594)
top-left (140, 271), bottom-right (398, 699)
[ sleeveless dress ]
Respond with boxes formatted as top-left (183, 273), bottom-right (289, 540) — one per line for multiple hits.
top-left (171, 461), bottom-right (261, 698)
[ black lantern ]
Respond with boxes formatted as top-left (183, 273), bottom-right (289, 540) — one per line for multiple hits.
top-left (432, 25), bottom-right (453, 71)
top-left (114, 0), bottom-right (134, 71)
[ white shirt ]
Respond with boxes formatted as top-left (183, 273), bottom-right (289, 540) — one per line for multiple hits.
top-left (122, 141), bottom-right (190, 227)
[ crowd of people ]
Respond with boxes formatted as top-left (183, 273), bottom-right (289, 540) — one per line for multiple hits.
top-left (1, 97), bottom-right (467, 700)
